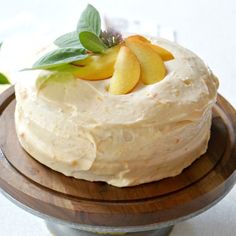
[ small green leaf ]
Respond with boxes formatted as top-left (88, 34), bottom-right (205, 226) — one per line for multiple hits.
top-left (36, 71), bottom-right (75, 90)
top-left (79, 31), bottom-right (107, 53)
top-left (77, 4), bottom-right (101, 36)
top-left (0, 43), bottom-right (10, 84)
top-left (0, 72), bottom-right (10, 84)
top-left (54, 31), bottom-right (82, 48)
top-left (32, 47), bottom-right (89, 69)
top-left (76, 4), bottom-right (107, 53)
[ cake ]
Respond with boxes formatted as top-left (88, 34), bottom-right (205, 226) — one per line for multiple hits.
top-left (15, 5), bottom-right (219, 187)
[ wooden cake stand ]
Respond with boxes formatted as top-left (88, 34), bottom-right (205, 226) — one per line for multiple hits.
top-left (0, 87), bottom-right (236, 236)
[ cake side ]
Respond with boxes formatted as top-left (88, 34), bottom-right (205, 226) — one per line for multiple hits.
top-left (15, 37), bottom-right (219, 187)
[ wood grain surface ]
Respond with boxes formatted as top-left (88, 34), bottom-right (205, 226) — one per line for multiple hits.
top-left (0, 86), bottom-right (236, 228)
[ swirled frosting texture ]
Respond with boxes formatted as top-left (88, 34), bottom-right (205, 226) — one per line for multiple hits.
top-left (15, 38), bottom-right (219, 187)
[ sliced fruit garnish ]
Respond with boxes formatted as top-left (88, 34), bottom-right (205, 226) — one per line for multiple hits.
top-left (127, 35), bottom-right (174, 61)
top-left (109, 46), bottom-right (140, 95)
top-left (125, 38), bottom-right (166, 85)
top-left (149, 44), bottom-right (174, 61)
top-left (29, 3), bottom-right (173, 94)
top-left (71, 45), bottom-right (121, 80)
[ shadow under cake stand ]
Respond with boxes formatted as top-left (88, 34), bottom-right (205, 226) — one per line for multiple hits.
top-left (0, 87), bottom-right (236, 236)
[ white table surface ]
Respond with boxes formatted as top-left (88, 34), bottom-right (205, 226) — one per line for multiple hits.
top-left (0, 0), bottom-right (236, 235)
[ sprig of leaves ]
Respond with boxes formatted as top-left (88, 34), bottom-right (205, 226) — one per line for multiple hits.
top-left (30, 4), bottom-right (122, 70)
top-left (55, 4), bottom-right (107, 53)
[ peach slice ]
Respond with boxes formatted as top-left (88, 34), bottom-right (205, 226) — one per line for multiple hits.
top-left (109, 46), bottom-right (140, 95)
top-left (126, 35), bottom-right (174, 61)
top-left (126, 35), bottom-right (150, 43)
top-left (71, 45), bottom-right (121, 80)
top-left (125, 38), bottom-right (166, 85)
top-left (149, 44), bottom-right (174, 61)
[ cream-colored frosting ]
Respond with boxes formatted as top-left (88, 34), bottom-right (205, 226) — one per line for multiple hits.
top-left (15, 38), bottom-right (219, 187)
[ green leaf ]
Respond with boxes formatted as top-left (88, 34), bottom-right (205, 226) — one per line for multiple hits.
top-left (0, 43), bottom-right (10, 84)
top-left (79, 31), bottom-right (107, 53)
top-left (0, 72), bottom-right (10, 84)
top-left (54, 31), bottom-right (82, 48)
top-left (36, 71), bottom-right (75, 90)
top-left (76, 4), bottom-right (107, 53)
top-left (32, 47), bottom-right (89, 70)
top-left (77, 4), bottom-right (101, 36)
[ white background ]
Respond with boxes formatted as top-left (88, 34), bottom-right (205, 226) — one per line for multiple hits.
top-left (0, 0), bottom-right (236, 235)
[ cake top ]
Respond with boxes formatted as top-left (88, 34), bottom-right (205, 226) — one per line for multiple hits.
top-left (26, 4), bottom-right (175, 95)
top-left (19, 4), bottom-right (219, 126)
top-left (18, 37), bottom-right (218, 126)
